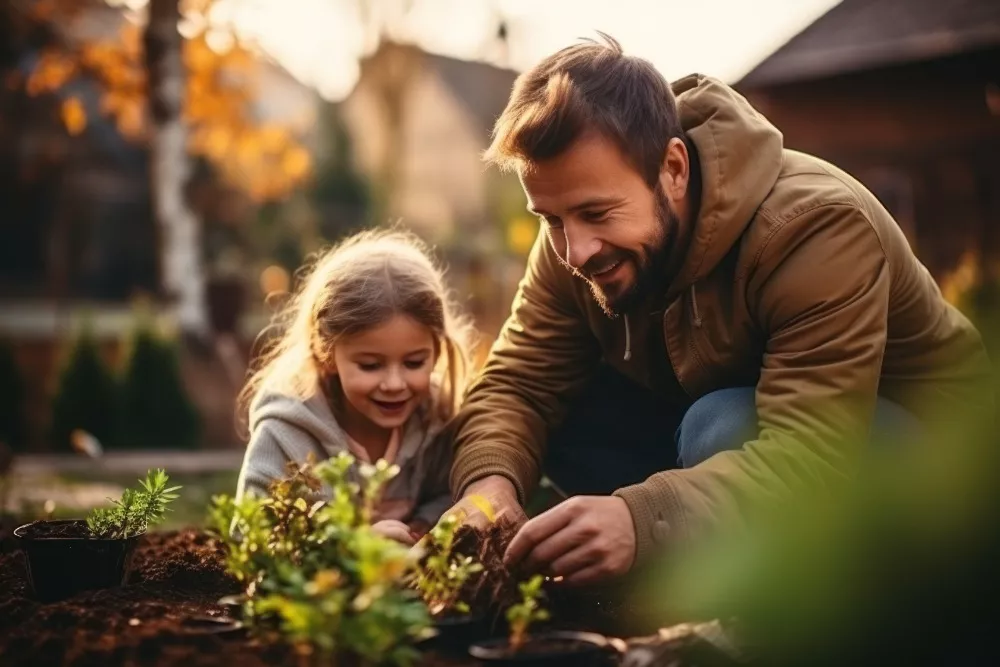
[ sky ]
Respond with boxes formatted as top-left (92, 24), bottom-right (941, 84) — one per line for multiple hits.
top-left (207, 0), bottom-right (842, 102)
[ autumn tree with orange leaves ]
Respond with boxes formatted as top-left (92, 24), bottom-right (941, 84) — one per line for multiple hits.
top-left (14, 0), bottom-right (313, 338)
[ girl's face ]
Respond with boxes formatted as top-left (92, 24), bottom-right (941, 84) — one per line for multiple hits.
top-left (330, 314), bottom-right (438, 431)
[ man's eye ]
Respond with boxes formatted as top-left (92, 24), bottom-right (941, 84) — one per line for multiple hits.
top-left (582, 209), bottom-right (609, 223)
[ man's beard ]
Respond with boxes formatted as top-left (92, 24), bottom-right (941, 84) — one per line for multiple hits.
top-left (584, 187), bottom-right (677, 318)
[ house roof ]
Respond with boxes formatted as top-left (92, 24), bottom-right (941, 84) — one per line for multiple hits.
top-left (423, 52), bottom-right (518, 138)
top-left (738, 0), bottom-right (1000, 88)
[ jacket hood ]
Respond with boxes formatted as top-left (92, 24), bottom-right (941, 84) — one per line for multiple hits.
top-left (667, 74), bottom-right (785, 296)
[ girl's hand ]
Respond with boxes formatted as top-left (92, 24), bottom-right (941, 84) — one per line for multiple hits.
top-left (372, 519), bottom-right (416, 546)
top-left (407, 519), bottom-right (431, 541)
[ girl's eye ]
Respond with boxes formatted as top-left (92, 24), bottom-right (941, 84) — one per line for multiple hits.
top-left (541, 215), bottom-right (562, 229)
top-left (404, 358), bottom-right (428, 370)
top-left (357, 362), bottom-right (381, 372)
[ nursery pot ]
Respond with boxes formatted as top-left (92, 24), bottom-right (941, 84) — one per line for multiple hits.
top-left (420, 611), bottom-right (495, 654)
top-left (469, 630), bottom-right (619, 667)
top-left (14, 520), bottom-right (143, 602)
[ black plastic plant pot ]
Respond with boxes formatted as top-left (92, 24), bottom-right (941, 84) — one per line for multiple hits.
top-left (217, 594), bottom-right (249, 620)
top-left (14, 520), bottom-right (143, 602)
top-left (469, 630), bottom-right (619, 667)
top-left (420, 610), bottom-right (495, 654)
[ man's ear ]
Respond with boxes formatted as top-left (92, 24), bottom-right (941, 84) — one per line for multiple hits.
top-left (658, 137), bottom-right (690, 202)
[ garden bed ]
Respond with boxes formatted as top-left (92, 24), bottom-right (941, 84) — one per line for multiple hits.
top-left (0, 527), bottom-right (743, 667)
top-left (0, 529), bottom-right (482, 666)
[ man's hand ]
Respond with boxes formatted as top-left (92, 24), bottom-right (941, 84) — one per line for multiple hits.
top-left (448, 475), bottom-right (527, 529)
top-left (504, 496), bottom-right (636, 586)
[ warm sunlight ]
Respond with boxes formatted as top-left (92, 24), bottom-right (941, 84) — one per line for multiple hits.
top-left (199, 0), bottom-right (842, 101)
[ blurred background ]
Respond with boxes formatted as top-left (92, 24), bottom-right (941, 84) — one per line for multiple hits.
top-left (0, 0), bottom-right (998, 525)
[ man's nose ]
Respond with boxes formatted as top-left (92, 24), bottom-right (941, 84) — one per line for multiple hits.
top-left (563, 224), bottom-right (602, 272)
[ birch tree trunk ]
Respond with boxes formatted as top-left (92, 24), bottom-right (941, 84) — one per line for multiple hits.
top-left (144, 0), bottom-right (209, 340)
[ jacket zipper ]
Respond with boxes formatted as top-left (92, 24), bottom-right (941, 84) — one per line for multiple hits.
top-left (663, 302), bottom-right (692, 399)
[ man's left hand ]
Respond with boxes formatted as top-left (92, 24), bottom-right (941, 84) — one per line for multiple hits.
top-left (503, 496), bottom-right (636, 585)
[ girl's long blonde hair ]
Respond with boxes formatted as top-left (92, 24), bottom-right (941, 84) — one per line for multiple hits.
top-left (239, 228), bottom-right (476, 429)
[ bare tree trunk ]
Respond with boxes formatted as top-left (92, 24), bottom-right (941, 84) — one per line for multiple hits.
top-left (144, 0), bottom-right (209, 340)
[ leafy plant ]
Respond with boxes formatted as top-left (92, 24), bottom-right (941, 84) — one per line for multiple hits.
top-left (86, 469), bottom-right (182, 539)
top-left (409, 511), bottom-right (484, 616)
top-left (209, 453), bottom-right (432, 665)
top-left (506, 574), bottom-right (550, 650)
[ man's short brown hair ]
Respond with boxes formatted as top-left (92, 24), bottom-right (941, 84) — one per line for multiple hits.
top-left (484, 33), bottom-right (683, 187)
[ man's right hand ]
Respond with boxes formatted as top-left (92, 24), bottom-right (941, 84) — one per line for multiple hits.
top-left (448, 475), bottom-right (527, 529)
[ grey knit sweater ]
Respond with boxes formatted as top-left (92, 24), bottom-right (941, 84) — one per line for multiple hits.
top-left (235, 390), bottom-right (453, 526)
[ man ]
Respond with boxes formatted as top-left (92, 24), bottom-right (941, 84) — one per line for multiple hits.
top-left (446, 35), bottom-right (992, 586)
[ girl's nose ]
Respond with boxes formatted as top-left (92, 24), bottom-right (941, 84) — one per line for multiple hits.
top-left (381, 369), bottom-right (406, 392)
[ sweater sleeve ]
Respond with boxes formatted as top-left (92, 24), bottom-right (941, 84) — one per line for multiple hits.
top-left (235, 422), bottom-right (292, 501)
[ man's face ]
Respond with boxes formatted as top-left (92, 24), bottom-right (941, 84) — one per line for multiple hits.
top-left (521, 132), bottom-right (682, 317)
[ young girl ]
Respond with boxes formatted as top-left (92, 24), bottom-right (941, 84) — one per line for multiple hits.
top-left (235, 229), bottom-right (474, 545)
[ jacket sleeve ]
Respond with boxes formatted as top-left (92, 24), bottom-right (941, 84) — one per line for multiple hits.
top-left (449, 229), bottom-right (602, 503)
top-left (615, 204), bottom-right (890, 563)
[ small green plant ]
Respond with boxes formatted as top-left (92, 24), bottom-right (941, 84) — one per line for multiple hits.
top-left (209, 453), bottom-right (431, 666)
top-left (409, 511), bottom-right (484, 616)
top-left (506, 574), bottom-right (550, 650)
top-left (85, 469), bottom-right (181, 539)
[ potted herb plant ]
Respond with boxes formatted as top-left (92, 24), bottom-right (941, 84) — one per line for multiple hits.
top-left (14, 469), bottom-right (180, 602)
top-left (470, 574), bottom-right (619, 666)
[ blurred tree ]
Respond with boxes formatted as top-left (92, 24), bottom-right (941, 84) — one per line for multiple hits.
top-left (251, 106), bottom-right (373, 276)
top-left (118, 313), bottom-right (201, 449)
top-left (310, 106), bottom-right (372, 242)
top-left (0, 340), bottom-right (27, 451)
top-left (49, 322), bottom-right (118, 451)
top-left (15, 0), bottom-right (313, 338)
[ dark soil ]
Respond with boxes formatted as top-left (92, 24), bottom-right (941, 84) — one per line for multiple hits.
top-left (450, 518), bottom-right (523, 617)
top-left (443, 518), bottom-right (650, 638)
top-left (16, 520), bottom-right (92, 539)
top-left (0, 529), bottom-right (473, 667)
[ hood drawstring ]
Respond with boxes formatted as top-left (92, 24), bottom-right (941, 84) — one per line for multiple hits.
top-left (690, 285), bottom-right (703, 328)
top-left (623, 316), bottom-right (632, 361)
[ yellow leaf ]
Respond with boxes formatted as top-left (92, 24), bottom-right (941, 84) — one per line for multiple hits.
top-left (507, 216), bottom-right (539, 256)
top-left (467, 494), bottom-right (496, 523)
top-left (61, 97), bottom-right (87, 136)
top-left (281, 146), bottom-right (311, 181)
top-left (27, 52), bottom-right (77, 96)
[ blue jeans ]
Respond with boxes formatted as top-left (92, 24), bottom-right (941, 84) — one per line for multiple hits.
top-left (676, 386), bottom-right (922, 469)
top-left (543, 367), bottom-right (921, 498)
